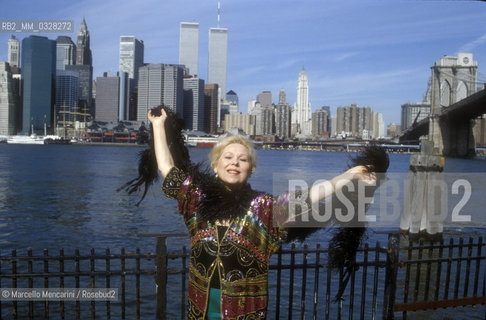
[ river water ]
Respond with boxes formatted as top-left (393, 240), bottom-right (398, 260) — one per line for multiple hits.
top-left (0, 144), bottom-right (485, 318)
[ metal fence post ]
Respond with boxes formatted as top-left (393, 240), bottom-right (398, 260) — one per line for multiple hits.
top-left (383, 233), bottom-right (400, 319)
top-left (155, 236), bottom-right (168, 320)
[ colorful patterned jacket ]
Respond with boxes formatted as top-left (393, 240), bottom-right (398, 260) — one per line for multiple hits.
top-left (162, 167), bottom-right (289, 319)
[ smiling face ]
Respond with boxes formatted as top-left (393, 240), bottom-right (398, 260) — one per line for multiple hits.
top-left (214, 143), bottom-right (252, 189)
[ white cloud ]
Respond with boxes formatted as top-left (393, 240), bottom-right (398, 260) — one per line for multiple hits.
top-left (234, 65), bottom-right (266, 78)
top-left (334, 52), bottom-right (360, 62)
top-left (275, 58), bottom-right (302, 70)
top-left (459, 33), bottom-right (486, 53)
top-left (312, 69), bottom-right (417, 90)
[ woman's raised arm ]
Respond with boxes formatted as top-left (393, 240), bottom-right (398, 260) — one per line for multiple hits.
top-left (148, 109), bottom-right (174, 178)
top-left (308, 165), bottom-right (377, 203)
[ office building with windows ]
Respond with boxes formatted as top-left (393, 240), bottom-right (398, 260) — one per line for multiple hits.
top-left (312, 107), bottom-right (330, 137)
top-left (95, 72), bottom-right (129, 123)
top-left (56, 36), bottom-right (76, 70)
top-left (0, 62), bottom-right (16, 135)
top-left (179, 23), bottom-right (199, 76)
top-left (208, 28), bottom-right (228, 100)
top-left (21, 35), bottom-right (56, 134)
top-left (137, 64), bottom-right (184, 123)
top-left (119, 36), bottom-right (144, 120)
top-left (55, 70), bottom-right (79, 126)
top-left (183, 77), bottom-right (205, 131)
top-left (204, 83), bottom-right (219, 134)
top-left (8, 35), bottom-right (20, 68)
top-left (292, 67), bottom-right (312, 136)
top-left (401, 102), bottom-right (430, 131)
top-left (119, 36), bottom-right (144, 89)
top-left (275, 89), bottom-right (291, 140)
top-left (70, 19), bottom-right (93, 116)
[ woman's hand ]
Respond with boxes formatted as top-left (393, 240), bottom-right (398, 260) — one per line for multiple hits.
top-left (345, 165), bottom-right (377, 185)
top-left (148, 108), bottom-right (167, 129)
top-left (148, 108), bottom-right (174, 178)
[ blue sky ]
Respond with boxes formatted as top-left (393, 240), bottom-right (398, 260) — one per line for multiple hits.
top-left (1, 0), bottom-right (486, 125)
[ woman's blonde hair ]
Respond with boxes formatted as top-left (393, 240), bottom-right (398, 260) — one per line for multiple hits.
top-left (209, 134), bottom-right (257, 173)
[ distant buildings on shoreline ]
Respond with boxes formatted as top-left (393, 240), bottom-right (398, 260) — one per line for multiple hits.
top-left (1, 16), bottom-right (485, 147)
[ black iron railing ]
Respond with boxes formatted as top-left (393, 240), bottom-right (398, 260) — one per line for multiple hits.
top-left (394, 237), bottom-right (486, 319)
top-left (0, 234), bottom-right (485, 320)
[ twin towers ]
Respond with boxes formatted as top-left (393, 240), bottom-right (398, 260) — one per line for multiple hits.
top-left (179, 22), bottom-right (228, 100)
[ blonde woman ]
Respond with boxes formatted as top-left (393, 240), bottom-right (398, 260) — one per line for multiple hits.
top-left (133, 105), bottom-right (388, 320)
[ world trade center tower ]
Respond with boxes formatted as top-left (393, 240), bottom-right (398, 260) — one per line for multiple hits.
top-left (179, 22), bottom-right (199, 76)
top-left (208, 27), bottom-right (228, 100)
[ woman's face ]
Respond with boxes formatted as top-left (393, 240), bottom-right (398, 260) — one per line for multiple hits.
top-left (214, 143), bottom-right (251, 189)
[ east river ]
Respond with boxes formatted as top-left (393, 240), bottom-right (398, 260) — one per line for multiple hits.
top-left (0, 144), bottom-right (485, 319)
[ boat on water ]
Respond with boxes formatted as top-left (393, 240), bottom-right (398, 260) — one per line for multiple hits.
top-left (7, 135), bottom-right (46, 144)
top-left (6, 123), bottom-right (58, 145)
top-left (6, 135), bottom-right (71, 145)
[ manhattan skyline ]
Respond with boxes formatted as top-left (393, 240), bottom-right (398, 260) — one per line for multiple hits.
top-left (1, 0), bottom-right (485, 125)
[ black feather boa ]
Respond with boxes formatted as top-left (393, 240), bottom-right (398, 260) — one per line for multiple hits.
top-left (284, 146), bottom-right (389, 301)
top-left (118, 105), bottom-right (190, 206)
top-left (187, 165), bottom-right (261, 223)
top-left (328, 146), bottom-right (389, 301)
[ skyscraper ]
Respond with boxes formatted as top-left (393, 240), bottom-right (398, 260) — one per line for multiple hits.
top-left (118, 72), bottom-right (129, 121)
top-left (21, 35), bottom-right (56, 134)
top-left (331, 114), bottom-right (337, 137)
top-left (377, 112), bottom-right (385, 138)
top-left (223, 90), bottom-right (238, 114)
top-left (9, 65), bottom-right (21, 134)
top-left (76, 18), bottom-right (92, 65)
top-left (8, 35), bottom-right (20, 68)
top-left (257, 91), bottom-right (272, 108)
top-left (69, 19), bottom-right (93, 117)
top-left (179, 23), bottom-right (199, 76)
top-left (226, 90), bottom-right (238, 107)
top-left (56, 36), bottom-right (76, 70)
top-left (401, 102), bottom-right (430, 131)
top-left (275, 89), bottom-right (291, 140)
top-left (320, 106), bottom-right (331, 133)
top-left (55, 70), bottom-right (79, 130)
top-left (119, 36), bottom-right (144, 120)
top-left (312, 107), bottom-right (330, 137)
top-left (292, 67), bottom-right (312, 136)
top-left (119, 36), bottom-right (144, 89)
top-left (95, 72), bottom-right (129, 123)
top-left (65, 64), bottom-right (93, 116)
top-left (247, 100), bottom-right (257, 115)
top-left (183, 77), bottom-right (205, 131)
top-left (208, 27), bottom-right (228, 100)
top-left (253, 91), bottom-right (274, 135)
top-left (336, 103), bottom-right (377, 139)
top-left (204, 83), bottom-right (219, 134)
top-left (0, 62), bottom-right (16, 135)
top-left (137, 64), bottom-right (184, 123)
top-left (337, 104), bottom-right (357, 136)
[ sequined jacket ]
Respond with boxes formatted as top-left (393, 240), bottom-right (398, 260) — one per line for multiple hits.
top-left (162, 167), bottom-right (289, 319)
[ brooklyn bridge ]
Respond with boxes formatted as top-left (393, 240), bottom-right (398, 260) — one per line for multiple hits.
top-left (400, 54), bottom-right (486, 157)
top-left (400, 87), bottom-right (486, 157)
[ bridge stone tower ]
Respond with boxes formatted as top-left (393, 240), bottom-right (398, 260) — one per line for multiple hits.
top-left (429, 53), bottom-right (478, 156)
